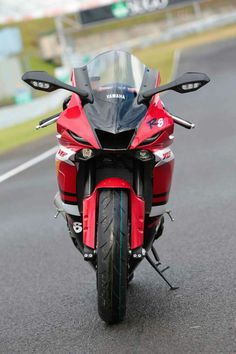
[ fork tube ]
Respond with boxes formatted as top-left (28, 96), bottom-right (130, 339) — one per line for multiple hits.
top-left (84, 161), bottom-right (94, 198)
top-left (134, 161), bottom-right (143, 198)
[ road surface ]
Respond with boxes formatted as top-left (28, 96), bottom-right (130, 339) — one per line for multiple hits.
top-left (0, 38), bottom-right (236, 353)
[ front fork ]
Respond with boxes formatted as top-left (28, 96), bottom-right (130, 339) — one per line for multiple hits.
top-left (64, 158), bottom-right (164, 258)
top-left (59, 158), bottom-right (177, 289)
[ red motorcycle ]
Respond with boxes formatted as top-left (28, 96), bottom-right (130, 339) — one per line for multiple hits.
top-left (22, 50), bottom-right (210, 324)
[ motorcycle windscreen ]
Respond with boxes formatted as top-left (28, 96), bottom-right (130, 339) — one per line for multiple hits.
top-left (84, 50), bottom-right (148, 134)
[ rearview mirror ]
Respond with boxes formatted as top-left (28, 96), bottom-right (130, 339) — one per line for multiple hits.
top-left (22, 71), bottom-right (93, 103)
top-left (171, 72), bottom-right (210, 93)
top-left (138, 72), bottom-right (210, 104)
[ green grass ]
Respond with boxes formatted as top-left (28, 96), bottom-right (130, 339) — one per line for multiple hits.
top-left (17, 18), bottom-right (56, 74)
top-left (0, 110), bottom-right (58, 154)
top-left (29, 56), bottom-right (57, 74)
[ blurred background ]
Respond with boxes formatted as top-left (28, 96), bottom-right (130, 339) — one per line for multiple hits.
top-left (0, 0), bottom-right (236, 152)
top-left (1, 1), bottom-right (236, 353)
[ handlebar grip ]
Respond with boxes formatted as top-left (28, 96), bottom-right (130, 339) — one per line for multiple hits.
top-left (171, 114), bottom-right (195, 129)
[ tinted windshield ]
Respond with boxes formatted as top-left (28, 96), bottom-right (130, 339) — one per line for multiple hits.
top-left (83, 50), bottom-right (152, 135)
top-left (87, 50), bottom-right (145, 102)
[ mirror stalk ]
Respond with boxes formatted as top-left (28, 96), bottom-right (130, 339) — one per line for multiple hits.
top-left (22, 71), bottom-right (93, 104)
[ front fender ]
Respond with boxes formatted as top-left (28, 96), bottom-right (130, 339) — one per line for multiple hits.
top-left (83, 178), bottom-right (145, 250)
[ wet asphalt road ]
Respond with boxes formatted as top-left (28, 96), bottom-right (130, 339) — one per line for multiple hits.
top-left (0, 39), bottom-right (236, 354)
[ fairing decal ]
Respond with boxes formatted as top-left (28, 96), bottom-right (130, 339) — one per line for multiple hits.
top-left (131, 100), bottom-right (174, 149)
top-left (153, 148), bottom-right (175, 166)
top-left (56, 145), bottom-right (76, 165)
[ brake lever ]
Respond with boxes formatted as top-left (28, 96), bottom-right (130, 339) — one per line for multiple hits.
top-left (171, 114), bottom-right (195, 129)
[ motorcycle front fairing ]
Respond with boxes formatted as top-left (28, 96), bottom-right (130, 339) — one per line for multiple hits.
top-left (56, 50), bottom-right (175, 254)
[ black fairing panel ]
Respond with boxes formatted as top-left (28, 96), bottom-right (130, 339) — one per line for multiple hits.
top-left (95, 129), bottom-right (136, 149)
top-left (84, 96), bottom-right (147, 134)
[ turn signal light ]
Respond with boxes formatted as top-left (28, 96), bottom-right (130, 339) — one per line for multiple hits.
top-left (182, 82), bottom-right (201, 91)
top-left (31, 81), bottom-right (50, 89)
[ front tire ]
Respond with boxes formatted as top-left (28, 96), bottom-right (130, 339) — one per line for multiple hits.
top-left (97, 189), bottom-right (129, 324)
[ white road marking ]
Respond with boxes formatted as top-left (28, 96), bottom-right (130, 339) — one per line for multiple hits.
top-left (0, 146), bottom-right (57, 184)
top-left (190, 326), bottom-right (201, 329)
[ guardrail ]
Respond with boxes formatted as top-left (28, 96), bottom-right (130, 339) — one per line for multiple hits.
top-left (0, 90), bottom-right (68, 129)
top-left (123, 10), bottom-right (236, 51)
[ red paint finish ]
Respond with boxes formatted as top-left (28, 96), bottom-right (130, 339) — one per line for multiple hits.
top-left (60, 194), bottom-right (77, 203)
top-left (152, 160), bottom-right (174, 204)
top-left (57, 161), bottom-right (77, 200)
top-left (93, 178), bottom-right (132, 189)
top-left (83, 192), bottom-right (97, 249)
top-left (57, 94), bottom-right (100, 149)
top-left (130, 191), bottom-right (145, 249)
top-left (82, 178), bottom-right (145, 250)
top-left (130, 98), bottom-right (174, 150)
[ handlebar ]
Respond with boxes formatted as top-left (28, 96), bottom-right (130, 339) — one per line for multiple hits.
top-left (36, 112), bottom-right (61, 130)
top-left (171, 114), bottom-right (195, 129)
top-left (36, 112), bottom-right (195, 132)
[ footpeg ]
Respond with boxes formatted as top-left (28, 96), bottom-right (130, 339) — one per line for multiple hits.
top-left (151, 245), bottom-right (161, 264)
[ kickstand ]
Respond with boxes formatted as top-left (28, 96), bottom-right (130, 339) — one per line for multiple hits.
top-left (151, 246), bottom-right (170, 273)
top-left (146, 252), bottom-right (179, 291)
top-left (151, 246), bottom-right (161, 264)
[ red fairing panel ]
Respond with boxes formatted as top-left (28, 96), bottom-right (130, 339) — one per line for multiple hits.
top-left (56, 161), bottom-right (77, 204)
top-left (83, 178), bottom-right (145, 250)
top-left (130, 191), bottom-right (145, 249)
top-left (83, 192), bottom-right (97, 249)
top-left (57, 94), bottom-right (100, 150)
top-left (152, 160), bottom-right (175, 205)
top-left (131, 96), bottom-right (174, 150)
